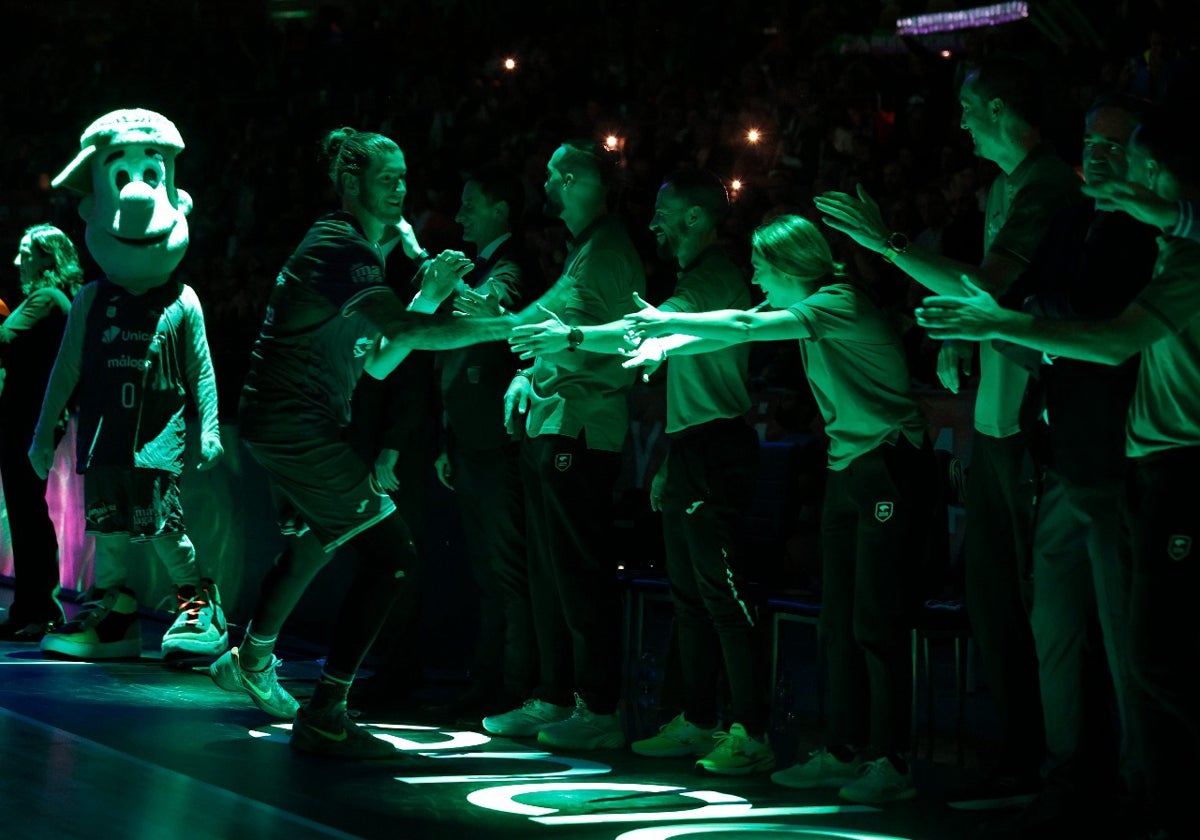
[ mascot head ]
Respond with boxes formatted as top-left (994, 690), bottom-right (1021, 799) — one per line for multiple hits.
top-left (53, 108), bottom-right (192, 294)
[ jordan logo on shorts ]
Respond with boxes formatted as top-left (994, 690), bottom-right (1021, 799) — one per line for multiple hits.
top-left (554, 453), bottom-right (572, 472)
top-left (356, 499), bottom-right (369, 514)
top-left (1168, 534), bottom-right (1192, 561)
top-left (874, 501), bottom-right (894, 523)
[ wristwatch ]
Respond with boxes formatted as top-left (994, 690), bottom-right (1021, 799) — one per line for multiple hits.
top-left (567, 327), bottom-right (584, 351)
top-left (881, 231), bottom-right (909, 264)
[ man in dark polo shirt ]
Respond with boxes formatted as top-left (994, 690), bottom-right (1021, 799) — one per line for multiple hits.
top-left (815, 54), bottom-right (1082, 798)
top-left (975, 97), bottom-right (1158, 836)
top-left (511, 170), bottom-right (766, 773)
top-left (480, 140), bottom-right (646, 750)
top-left (917, 104), bottom-right (1200, 840)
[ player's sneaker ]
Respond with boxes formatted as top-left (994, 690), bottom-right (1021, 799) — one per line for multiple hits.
top-left (290, 703), bottom-right (399, 759)
top-left (161, 579), bottom-right (229, 658)
top-left (210, 645), bottom-right (299, 719)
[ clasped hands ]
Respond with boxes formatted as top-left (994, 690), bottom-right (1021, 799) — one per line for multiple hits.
top-left (505, 294), bottom-right (680, 378)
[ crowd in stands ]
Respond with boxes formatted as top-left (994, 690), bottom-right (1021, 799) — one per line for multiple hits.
top-left (1, 0), bottom-right (1193, 418)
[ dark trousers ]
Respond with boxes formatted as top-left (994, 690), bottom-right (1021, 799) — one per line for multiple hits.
top-left (820, 436), bottom-right (937, 755)
top-left (1128, 449), bottom-right (1200, 837)
top-left (0, 431), bottom-right (62, 623)
top-left (522, 433), bottom-right (622, 714)
top-left (1030, 470), bottom-right (1131, 799)
top-left (661, 419), bottom-right (763, 733)
top-left (965, 431), bottom-right (1044, 777)
top-left (452, 442), bottom-right (531, 702)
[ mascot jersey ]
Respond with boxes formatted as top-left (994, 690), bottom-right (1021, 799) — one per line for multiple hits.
top-left (239, 211), bottom-right (391, 438)
top-left (50, 277), bottom-right (218, 475)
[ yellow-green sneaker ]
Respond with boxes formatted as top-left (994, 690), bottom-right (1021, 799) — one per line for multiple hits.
top-left (695, 723), bottom-right (775, 775)
top-left (631, 713), bottom-right (718, 757)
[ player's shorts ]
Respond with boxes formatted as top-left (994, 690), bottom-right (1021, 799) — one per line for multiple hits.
top-left (241, 432), bottom-right (395, 553)
top-left (84, 466), bottom-right (186, 540)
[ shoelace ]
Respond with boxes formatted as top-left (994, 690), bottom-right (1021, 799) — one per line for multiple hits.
top-left (857, 757), bottom-right (896, 778)
top-left (570, 692), bottom-right (590, 718)
top-left (710, 729), bottom-right (748, 754)
top-left (74, 598), bottom-right (109, 626)
top-left (176, 595), bottom-right (210, 625)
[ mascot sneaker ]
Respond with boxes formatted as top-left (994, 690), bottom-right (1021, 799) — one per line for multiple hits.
top-left (40, 587), bottom-right (142, 659)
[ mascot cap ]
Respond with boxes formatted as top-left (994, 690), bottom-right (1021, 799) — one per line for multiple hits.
top-left (52, 108), bottom-right (185, 194)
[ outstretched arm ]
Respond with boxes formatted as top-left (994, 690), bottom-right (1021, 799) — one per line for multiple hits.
top-left (814, 184), bottom-right (1026, 297)
top-left (355, 289), bottom-right (515, 379)
top-left (628, 293), bottom-right (807, 345)
top-left (915, 278), bottom-right (1167, 365)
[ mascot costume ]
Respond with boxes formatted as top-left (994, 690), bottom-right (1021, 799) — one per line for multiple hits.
top-left (30, 108), bottom-right (227, 660)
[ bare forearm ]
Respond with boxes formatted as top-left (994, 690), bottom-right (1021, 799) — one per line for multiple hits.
top-left (890, 243), bottom-right (991, 296)
top-left (576, 322), bottom-right (635, 355)
top-left (992, 310), bottom-right (1136, 365)
top-left (654, 333), bottom-right (735, 357)
top-left (382, 310), bottom-right (516, 350)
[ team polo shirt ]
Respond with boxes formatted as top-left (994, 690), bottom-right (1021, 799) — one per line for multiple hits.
top-left (975, 143), bottom-right (1081, 438)
top-left (525, 215), bottom-right (646, 452)
top-left (787, 283), bottom-right (927, 470)
top-left (660, 247), bottom-right (752, 434)
top-left (1127, 235), bottom-right (1200, 457)
top-left (240, 211), bottom-right (391, 434)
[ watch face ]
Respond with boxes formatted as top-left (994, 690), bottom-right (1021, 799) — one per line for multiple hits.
top-left (888, 232), bottom-right (909, 251)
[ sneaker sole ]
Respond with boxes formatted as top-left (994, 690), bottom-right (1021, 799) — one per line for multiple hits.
top-left (696, 756), bottom-right (777, 776)
top-left (768, 772), bottom-right (854, 787)
top-left (162, 631), bottom-right (230, 658)
top-left (482, 718), bottom-right (568, 737)
top-left (631, 744), bottom-right (714, 757)
top-left (40, 636), bottom-right (142, 659)
top-left (290, 730), bottom-right (400, 760)
top-left (839, 786), bottom-right (918, 805)
top-left (537, 731), bottom-right (626, 750)
top-left (947, 793), bottom-right (1037, 811)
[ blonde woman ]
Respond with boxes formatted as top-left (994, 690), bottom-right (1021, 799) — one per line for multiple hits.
top-left (626, 214), bottom-right (936, 804)
top-left (0, 225), bottom-right (82, 640)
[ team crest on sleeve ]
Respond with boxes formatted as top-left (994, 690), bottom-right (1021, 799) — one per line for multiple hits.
top-left (554, 453), bottom-right (573, 472)
top-left (874, 501), bottom-right (894, 523)
top-left (1168, 534), bottom-right (1192, 562)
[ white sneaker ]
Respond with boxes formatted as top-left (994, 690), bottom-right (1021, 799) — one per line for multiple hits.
top-left (771, 747), bottom-right (861, 789)
top-left (695, 723), bottom-right (776, 775)
top-left (838, 756), bottom-right (917, 804)
top-left (161, 579), bottom-right (229, 658)
top-left (537, 694), bottom-right (625, 750)
top-left (482, 698), bottom-right (572, 736)
top-left (631, 713), bottom-right (718, 757)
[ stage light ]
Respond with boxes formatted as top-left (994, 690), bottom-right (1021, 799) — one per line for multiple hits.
top-left (605, 135), bottom-right (620, 150)
top-left (747, 129), bottom-right (761, 143)
top-left (731, 179), bottom-right (743, 192)
top-left (504, 57), bottom-right (517, 71)
top-left (897, 1), bottom-right (1028, 35)
top-left (940, 50), bottom-right (952, 58)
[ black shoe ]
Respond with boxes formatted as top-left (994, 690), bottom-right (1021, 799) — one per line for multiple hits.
top-left (290, 705), bottom-right (402, 759)
top-left (948, 773), bottom-right (1040, 811)
top-left (0, 615), bottom-right (63, 642)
